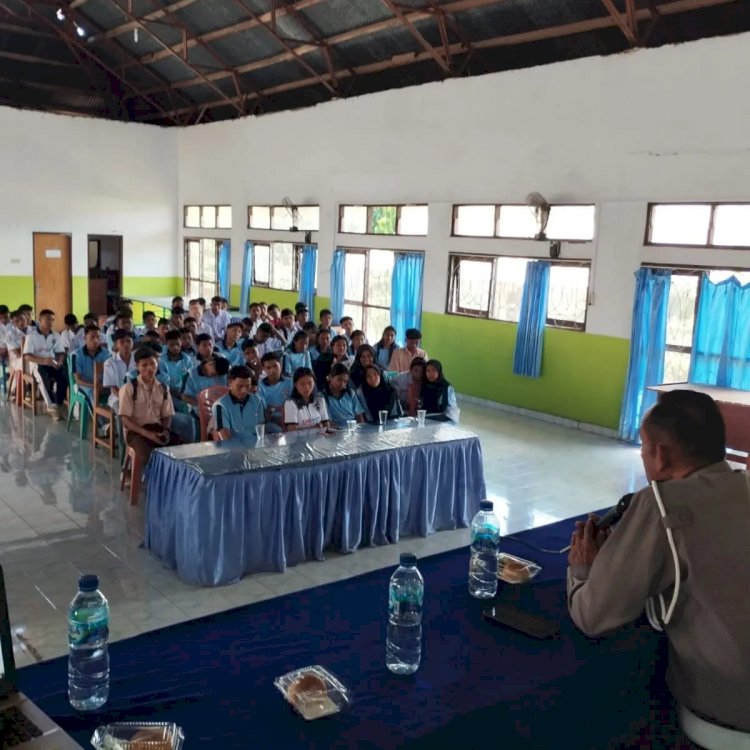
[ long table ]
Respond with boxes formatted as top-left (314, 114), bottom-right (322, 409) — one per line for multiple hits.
top-left (145, 421), bottom-right (486, 585)
top-left (19, 515), bottom-right (665, 749)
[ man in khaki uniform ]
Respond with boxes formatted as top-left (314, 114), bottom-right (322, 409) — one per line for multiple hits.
top-left (568, 390), bottom-right (750, 747)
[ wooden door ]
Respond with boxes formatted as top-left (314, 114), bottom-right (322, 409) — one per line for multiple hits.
top-left (33, 233), bottom-right (72, 331)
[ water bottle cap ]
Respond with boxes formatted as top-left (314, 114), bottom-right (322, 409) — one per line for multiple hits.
top-left (78, 574), bottom-right (99, 592)
top-left (399, 552), bottom-right (417, 567)
top-left (479, 500), bottom-right (494, 512)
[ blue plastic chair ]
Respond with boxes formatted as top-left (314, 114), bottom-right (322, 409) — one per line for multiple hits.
top-left (65, 354), bottom-right (91, 439)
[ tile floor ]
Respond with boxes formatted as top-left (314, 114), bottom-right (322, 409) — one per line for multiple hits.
top-left (0, 399), bottom-right (646, 668)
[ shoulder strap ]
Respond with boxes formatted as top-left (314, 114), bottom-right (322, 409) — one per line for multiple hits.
top-left (130, 376), bottom-right (138, 401)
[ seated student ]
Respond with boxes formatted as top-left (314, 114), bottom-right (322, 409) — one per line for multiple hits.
top-left (267, 303), bottom-right (282, 328)
top-left (302, 321), bottom-right (318, 351)
top-left (194, 332), bottom-right (215, 364)
top-left (246, 302), bottom-right (262, 337)
top-left (278, 308), bottom-right (297, 346)
top-left (162, 330), bottom-right (193, 403)
top-left (240, 316), bottom-right (254, 341)
top-left (23, 309), bottom-right (67, 420)
top-left (170, 308), bottom-right (186, 331)
top-left (181, 355), bottom-right (230, 407)
top-left (323, 363), bottom-right (365, 428)
top-left (241, 341), bottom-right (263, 381)
top-left (339, 316), bottom-right (354, 342)
top-left (283, 330), bottom-right (313, 377)
top-left (60, 314), bottom-right (81, 354)
top-left (118, 347), bottom-right (181, 467)
top-left (420, 360), bottom-right (459, 422)
top-left (313, 334), bottom-right (352, 391)
top-left (284, 367), bottom-right (330, 432)
top-left (349, 344), bottom-right (376, 389)
top-left (156, 317), bottom-right (171, 341)
top-left (258, 352), bottom-right (292, 434)
top-left (188, 301), bottom-right (212, 338)
top-left (294, 305), bottom-right (309, 331)
top-left (389, 328), bottom-right (428, 372)
top-left (183, 316), bottom-right (198, 337)
top-left (318, 308), bottom-right (333, 331)
top-left (0, 304), bottom-right (9, 363)
top-left (348, 330), bottom-right (366, 358)
top-left (393, 356), bottom-right (426, 414)
top-left (210, 366), bottom-right (265, 440)
top-left (18, 304), bottom-right (36, 329)
top-left (105, 311), bottom-right (135, 349)
top-left (203, 296), bottom-right (230, 340)
top-left (180, 328), bottom-right (196, 360)
top-left (258, 301), bottom-right (268, 320)
top-left (171, 296), bottom-right (184, 311)
top-left (357, 365), bottom-right (402, 423)
top-left (5, 309), bottom-right (27, 374)
top-left (567, 390), bottom-right (750, 744)
top-left (253, 322), bottom-right (282, 358)
top-left (216, 322), bottom-right (244, 366)
top-left (309, 328), bottom-right (331, 363)
top-left (374, 326), bottom-right (400, 371)
top-left (139, 311), bottom-right (158, 338)
top-left (103, 329), bottom-right (134, 413)
top-left (72, 325), bottom-right (111, 405)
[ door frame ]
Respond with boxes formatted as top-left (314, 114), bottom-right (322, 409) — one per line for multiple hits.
top-left (32, 231), bottom-right (73, 316)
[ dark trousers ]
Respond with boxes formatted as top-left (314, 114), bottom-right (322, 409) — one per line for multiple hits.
top-left (36, 364), bottom-right (68, 406)
top-left (126, 429), bottom-right (182, 468)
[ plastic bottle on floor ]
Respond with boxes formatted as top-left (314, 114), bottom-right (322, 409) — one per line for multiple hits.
top-left (68, 574), bottom-right (109, 711)
top-left (386, 553), bottom-right (424, 675)
top-left (469, 500), bottom-right (501, 599)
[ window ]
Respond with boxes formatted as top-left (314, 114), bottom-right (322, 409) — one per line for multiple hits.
top-left (184, 205), bottom-right (231, 229)
top-left (248, 205), bottom-right (320, 231)
top-left (453, 204), bottom-right (595, 241)
top-left (647, 203), bottom-right (750, 248)
top-left (342, 248), bottom-right (398, 342)
top-left (252, 242), bottom-right (303, 291)
top-left (447, 254), bottom-right (590, 330)
top-left (184, 238), bottom-right (225, 300)
top-left (339, 205), bottom-right (428, 236)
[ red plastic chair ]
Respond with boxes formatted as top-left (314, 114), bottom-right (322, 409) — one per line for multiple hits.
top-left (198, 385), bottom-right (229, 442)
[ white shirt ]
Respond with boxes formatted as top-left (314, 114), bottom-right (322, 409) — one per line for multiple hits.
top-left (256, 337), bottom-right (282, 358)
top-left (283, 395), bottom-right (330, 429)
top-left (4, 325), bottom-right (26, 369)
top-left (59, 328), bottom-right (80, 352)
top-left (23, 328), bottom-right (64, 367)
top-left (0, 322), bottom-right (7, 351)
top-left (203, 309), bottom-right (230, 340)
top-left (103, 352), bottom-right (135, 411)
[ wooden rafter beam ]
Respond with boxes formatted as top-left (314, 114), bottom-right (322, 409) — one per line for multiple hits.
top-left (600, 0), bottom-right (639, 44)
top-left (0, 50), bottom-right (79, 67)
top-left (380, 0), bottom-right (451, 73)
top-left (90, 0), bottom-right (199, 42)
top-left (141, 0), bottom-right (738, 121)
top-left (625, 0), bottom-right (638, 32)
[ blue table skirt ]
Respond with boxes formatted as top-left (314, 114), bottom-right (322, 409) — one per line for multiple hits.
top-left (19, 515), bottom-right (666, 749)
top-left (145, 432), bottom-right (486, 586)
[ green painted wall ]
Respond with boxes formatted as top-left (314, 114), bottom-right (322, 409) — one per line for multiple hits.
top-left (72, 276), bottom-right (88, 320)
top-left (122, 277), bottom-right (182, 298)
top-left (422, 312), bottom-right (629, 429)
top-left (0, 275), bottom-right (34, 312)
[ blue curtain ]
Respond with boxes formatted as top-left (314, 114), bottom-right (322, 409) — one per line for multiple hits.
top-left (512, 261), bottom-right (551, 378)
top-left (391, 253), bottom-right (425, 345)
top-left (218, 240), bottom-right (231, 300)
top-left (239, 241), bottom-right (253, 314)
top-left (299, 244), bottom-right (318, 314)
top-left (618, 268), bottom-right (671, 442)
top-left (690, 274), bottom-right (750, 390)
top-left (330, 247), bottom-right (346, 322)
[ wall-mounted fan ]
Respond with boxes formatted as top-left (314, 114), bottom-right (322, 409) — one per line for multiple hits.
top-left (282, 196), bottom-right (300, 232)
top-left (526, 191), bottom-right (551, 241)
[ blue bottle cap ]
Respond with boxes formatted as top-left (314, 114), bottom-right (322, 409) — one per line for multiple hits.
top-left (78, 574), bottom-right (99, 592)
top-left (480, 500), bottom-right (493, 512)
top-left (399, 553), bottom-right (417, 566)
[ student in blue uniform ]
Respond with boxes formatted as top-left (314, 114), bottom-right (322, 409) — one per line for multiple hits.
top-left (283, 330), bottom-right (313, 377)
top-left (162, 330), bottom-right (193, 410)
top-left (194, 333), bottom-right (215, 363)
top-left (309, 328), bottom-right (332, 363)
top-left (348, 330), bottom-right (366, 358)
top-left (374, 326), bottom-right (399, 370)
top-left (241, 341), bottom-right (263, 381)
top-left (323, 363), bottom-right (365, 428)
top-left (258, 352), bottom-right (292, 434)
top-left (72, 325), bottom-right (111, 405)
top-left (181, 355), bottom-right (230, 407)
top-left (210, 365), bottom-right (265, 440)
top-left (180, 328), bottom-right (196, 361)
top-left (215, 321), bottom-right (244, 366)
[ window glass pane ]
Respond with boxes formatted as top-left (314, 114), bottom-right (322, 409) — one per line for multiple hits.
top-left (254, 244), bottom-right (270, 285)
top-left (297, 206), bottom-right (320, 231)
top-left (547, 205), bottom-right (596, 241)
top-left (344, 252), bottom-right (366, 302)
top-left (371, 206), bottom-right (397, 235)
top-left (547, 265), bottom-right (589, 325)
top-left (186, 241), bottom-right (200, 277)
top-left (188, 280), bottom-right (201, 300)
top-left (366, 249), bottom-right (393, 307)
top-left (271, 206), bottom-right (296, 231)
top-left (663, 351), bottom-right (691, 385)
top-left (497, 205), bottom-right (537, 239)
top-left (343, 303), bottom-right (364, 331)
top-left (454, 205), bottom-right (495, 237)
top-left (217, 205), bottom-right (232, 229)
top-left (201, 205), bottom-right (217, 229)
top-left (456, 259), bottom-right (491, 313)
top-left (271, 242), bottom-right (294, 290)
top-left (249, 206), bottom-right (270, 229)
top-left (185, 206), bottom-right (200, 228)
top-left (398, 205), bottom-right (428, 235)
top-left (712, 204), bottom-right (750, 247)
top-left (666, 274), bottom-right (699, 348)
top-left (201, 240), bottom-right (216, 282)
top-left (491, 257), bottom-right (529, 322)
top-left (649, 204), bottom-right (711, 245)
top-left (341, 206), bottom-right (367, 233)
top-left (364, 306), bottom-right (391, 346)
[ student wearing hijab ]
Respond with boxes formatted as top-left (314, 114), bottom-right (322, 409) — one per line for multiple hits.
top-left (374, 326), bottom-right (399, 370)
top-left (349, 344), bottom-right (377, 389)
top-left (323, 363), bottom-right (365, 428)
top-left (357, 365), bottom-right (402, 423)
top-left (420, 360), bottom-right (459, 422)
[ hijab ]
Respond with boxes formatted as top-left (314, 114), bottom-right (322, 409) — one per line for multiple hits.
top-left (350, 344), bottom-right (377, 388)
top-left (421, 360), bottom-right (451, 414)
top-left (360, 365), bottom-right (393, 419)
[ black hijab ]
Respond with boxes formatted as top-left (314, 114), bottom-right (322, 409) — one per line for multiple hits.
top-left (421, 360), bottom-right (451, 414)
top-left (360, 365), bottom-right (393, 420)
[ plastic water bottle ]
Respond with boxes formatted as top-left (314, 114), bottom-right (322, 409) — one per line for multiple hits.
top-left (68, 574), bottom-right (109, 711)
top-left (386, 553), bottom-right (423, 675)
top-left (469, 500), bottom-right (501, 599)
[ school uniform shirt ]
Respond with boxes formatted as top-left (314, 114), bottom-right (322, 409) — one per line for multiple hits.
top-left (0, 322), bottom-right (7, 351)
top-left (284, 395), bottom-right (329, 430)
top-left (255, 337), bottom-right (282, 358)
top-left (309, 346), bottom-right (327, 363)
top-left (23, 328), bottom-right (65, 372)
top-left (258, 376), bottom-right (293, 433)
top-left (202, 309), bottom-right (231, 340)
top-left (5, 325), bottom-right (26, 371)
top-left (277, 326), bottom-right (297, 347)
top-left (324, 388), bottom-right (365, 427)
top-left (103, 353), bottom-right (135, 411)
top-left (283, 350), bottom-right (312, 377)
top-left (118, 376), bottom-right (174, 430)
top-left (161, 352), bottom-right (193, 391)
top-left (375, 344), bottom-right (399, 370)
top-left (388, 346), bottom-right (429, 373)
top-left (210, 392), bottom-right (265, 437)
top-left (182, 366), bottom-right (228, 399)
top-left (393, 371), bottom-right (415, 409)
top-left (59, 328), bottom-right (80, 352)
top-left (73, 345), bottom-right (111, 402)
top-left (215, 341), bottom-right (245, 367)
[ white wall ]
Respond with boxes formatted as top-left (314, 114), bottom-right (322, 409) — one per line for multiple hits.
top-left (0, 107), bottom-right (178, 283)
top-left (177, 30), bottom-right (750, 339)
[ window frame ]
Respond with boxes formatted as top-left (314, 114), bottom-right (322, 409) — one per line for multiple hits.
top-left (451, 203), bottom-right (596, 242)
top-left (183, 237), bottom-right (227, 300)
top-left (183, 205), bottom-right (232, 229)
top-left (249, 240), bottom-right (305, 292)
top-left (645, 202), bottom-right (750, 250)
top-left (341, 248), bottom-right (392, 334)
top-left (247, 205), bottom-right (320, 231)
top-left (445, 252), bottom-right (591, 331)
top-left (338, 205), bottom-right (428, 237)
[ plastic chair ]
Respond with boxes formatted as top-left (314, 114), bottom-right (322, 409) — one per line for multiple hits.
top-left (65, 353), bottom-right (91, 439)
top-left (92, 361), bottom-right (117, 458)
top-left (197, 385), bottom-right (229, 442)
top-left (119, 445), bottom-right (142, 506)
